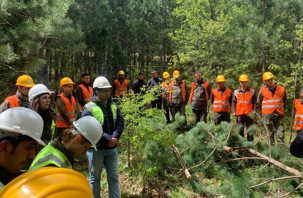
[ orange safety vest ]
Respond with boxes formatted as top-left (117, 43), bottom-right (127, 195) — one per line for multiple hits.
top-left (114, 79), bottom-right (128, 97)
top-left (260, 85), bottom-right (285, 115)
top-left (294, 99), bottom-right (303, 130)
top-left (78, 84), bottom-right (93, 105)
top-left (56, 93), bottom-right (76, 128)
top-left (162, 80), bottom-right (170, 98)
top-left (5, 95), bottom-right (20, 108)
top-left (189, 81), bottom-right (209, 103)
top-left (212, 88), bottom-right (231, 113)
top-left (168, 80), bottom-right (186, 102)
top-left (234, 88), bottom-right (255, 115)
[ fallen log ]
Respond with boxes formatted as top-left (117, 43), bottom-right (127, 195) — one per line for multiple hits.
top-left (224, 146), bottom-right (303, 177)
top-left (172, 144), bottom-right (192, 180)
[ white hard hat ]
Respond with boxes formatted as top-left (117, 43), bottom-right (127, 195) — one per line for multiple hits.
top-left (93, 76), bottom-right (112, 89)
top-left (0, 107), bottom-right (45, 146)
top-left (73, 116), bottom-right (103, 150)
top-left (28, 84), bottom-right (50, 102)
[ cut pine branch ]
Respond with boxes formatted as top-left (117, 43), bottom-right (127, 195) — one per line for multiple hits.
top-left (172, 144), bottom-right (192, 180)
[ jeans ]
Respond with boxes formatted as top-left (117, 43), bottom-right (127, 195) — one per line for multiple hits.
top-left (86, 148), bottom-right (120, 198)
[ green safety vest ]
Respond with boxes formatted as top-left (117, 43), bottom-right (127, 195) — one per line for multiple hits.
top-left (84, 102), bottom-right (117, 125)
top-left (29, 144), bottom-right (72, 170)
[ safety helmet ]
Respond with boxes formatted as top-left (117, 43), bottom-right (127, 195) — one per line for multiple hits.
top-left (216, 75), bottom-right (226, 82)
top-left (173, 70), bottom-right (180, 78)
top-left (16, 75), bottom-right (35, 88)
top-left (163, 72), bottom-right (170, 79)
top-left (28, 84), bottom-right (50, 102)
top-left (0, 167), bottom-right (93, 198)
top-left (93, 76), bottom-right (112, 89)
top-left (263, 72), bottom-right (274, 81)
top-left (73, 116), bottom-right (103, 150)
top-left (239, 74), bottom-right (249, 82)
top-left (118, 70), bottom-right (125, 75)
top-left (0, 107), bottom-right (45, 146)
top-left (60, 77), bottom-right (74, 87)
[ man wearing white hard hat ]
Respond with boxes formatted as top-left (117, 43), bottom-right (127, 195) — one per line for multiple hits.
top-left (0, 107), bottom-right (45, 191)
top-left (82, 76), bottom-right (124, 198)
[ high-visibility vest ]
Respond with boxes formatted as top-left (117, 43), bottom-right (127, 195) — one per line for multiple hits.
top-left (234, 88), bottom-right (255, 115)
top-left (84, 102), bottom-right (117, 125)
top-left (29, 144), bottom-right (73, 170)
top-left (162, 80), bottom-right (170, 98)
top-left (168, 80), bottom-right (186, 102)
top-left (114, 79), bottom-right (128, 97)
top-left (294, 99), bottom-right (303, 130)
top-left (189, 81), bottom-right (209, 103)
top-left (5, 95), bottom-right (19, 108)
top-left (260, 85), bottom-right (285, 115)
top-left (55, 93), bottom-right (76, 128)
top-left (212, 88), bottom-right (231, 113)
top-left (78, 84), bottom-right (93, 104)
top-left (0, 181), bottom-right (4, 191)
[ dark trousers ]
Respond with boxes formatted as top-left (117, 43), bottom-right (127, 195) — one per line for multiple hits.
top-left (162, 99), bottom-right (170, 123)
top-left (192, 109), bottom-right (207, 123)
top-left (237, 114), bottom-right (254, 141)
top-left (151, 97), bottom-right (162, 109)
top-left (214, 112), bottom-right (230, 125)
top-left (170, 105), bottom-right (187, 127)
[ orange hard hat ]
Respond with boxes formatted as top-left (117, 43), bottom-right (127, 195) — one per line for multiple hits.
top-left (263, 72), bottom-right (274, 80)
top-left (60, 77), bottom-right (74, 87)
top-left (239, 74), bottom-right (249, 81)
top-left (216, 75), bottom-right (226, 82)
top-left (16, 75), bottom-right (35, 88)
top-left (0, 167), bottom-right (93, 198)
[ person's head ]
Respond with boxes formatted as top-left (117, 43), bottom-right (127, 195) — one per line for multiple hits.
top-left (216, 75), bottom-right (226, 89)
top-left (152, 71), bottom-right (158, 79)
top-left (300, 89), bottom-right (303, 98)
top-left (239, 74), bottom-right (249, 90)
top-left (61, 117), bottom-right (103, 155)
top-left (0, 108), bottom-right (44, 174)
top-left (138, 72), bottom-right (144, 81)
top-left (60, 77), bottom-right (74, 96)
top-left (163, 72), bottom-right (170, 80)
top-left (195, 72), bottom-right (202, 81)
top-left (93, 76), bottom-right (112, 102)
top-left (80, 73), bottom-right (91, 85)
top-left (16, 75), bottom-right (35, 97)
top-left (118, 70), bottom-right (125, 80)
top-left (263, 72), bottom-right (275, 88)
top-left (29, 84), bottom-right (51, 111)
top-left (173, 70), bottom-right (180, 81)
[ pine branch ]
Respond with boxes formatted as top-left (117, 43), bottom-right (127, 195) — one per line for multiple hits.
top-left (279, 181), bottom-right (303, 198)
top-left (221, 157), bottom-right (265, 163)
top-left (172, 144), bottom-right (192, 180)
top-left (250, 175), bottom-right (302, 189)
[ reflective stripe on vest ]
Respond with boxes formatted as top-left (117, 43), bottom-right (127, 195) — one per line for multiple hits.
top-left (234, 88), bottom-right (255, 115)
top-left (55, 93), bottom-right (76, 128)
top-left (5, 95), bottom-right (20, 108)
top-left (212, 88), bottom-right (231, 113)
top-left (260, 85), bottom-right (285, 115)
top-left (294, 99), bottom-right (303, 130)
top-left (115, 79), bottom-right (128, 97)
top-left (84, 102), bottom-right (117, 125)
top-left (189, 81), bottom-right (209, 103)
top-left (79, 84), bottom-right (93, 103)
top-left (168, 80), bottom-right (186, 102)
top-left (29, 144), bottom-right (72, 170)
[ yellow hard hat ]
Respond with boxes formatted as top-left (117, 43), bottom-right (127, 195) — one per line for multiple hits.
top-left (163, 72), bottom-right (170, 79)
top-left (16, 75), bottom-right (35, 88)
top-left (60, 77), bottom-right (74, 87)
top-left (173, 70), bottom-right (180, 78)
top-left (239, 74), bottom-right (249, 81)
top-left (118, 70), bottom-right (125, 75)
top-left (0, 167), bottom-right (93, 198)
top-left (263, 72), bottom-right (274, 80)
top-left (216, 75), bottom-right (226, 82)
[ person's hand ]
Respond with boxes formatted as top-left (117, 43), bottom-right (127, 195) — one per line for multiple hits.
top-left (107, 138), bottom-right (118, 147)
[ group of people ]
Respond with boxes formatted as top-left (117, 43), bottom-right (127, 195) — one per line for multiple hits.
top-left (0, 74), bottom-right (124, 198)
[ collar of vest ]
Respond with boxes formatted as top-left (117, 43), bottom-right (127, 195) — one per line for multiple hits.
top-left (51, 138), bottom-right (74, 166)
